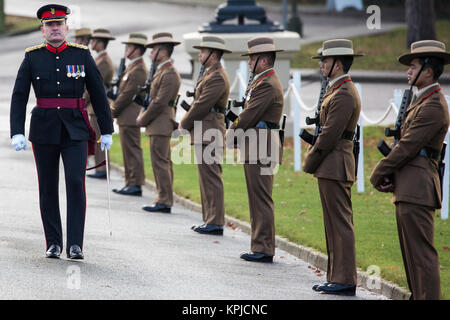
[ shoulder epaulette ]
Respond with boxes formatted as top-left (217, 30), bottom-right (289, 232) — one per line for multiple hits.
top-left (25, 43), bottom-right (46, 52)
top-left (67, 42), bottom-right (89, 50)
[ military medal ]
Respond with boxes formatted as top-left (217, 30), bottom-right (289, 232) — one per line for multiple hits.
top-left (66, 65), bottom-right (71, 78)
top-left (76, 65), bottom-right (81, 78)
top-left (80, 65), bottom-right (85, 77)
top-left (71, 65), bottom-right (76, 78)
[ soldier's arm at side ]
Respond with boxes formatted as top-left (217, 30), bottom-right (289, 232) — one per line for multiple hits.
top-left (111, 68), bottom-right (146, 118)
top-left (302, 92), bottom-right (355, 173)
top-left (84, 51), bottom-right (114, 134)
top-left (230, 81), bottom-right (273, 130)
top-left (370, 103), bottom-right (445, 187)
top-left (140, 72), bottom-right (179, 125)
top-left (180, 74), bottom-right (223, 131)
top-left (10, 53), bottom-right (32, 138)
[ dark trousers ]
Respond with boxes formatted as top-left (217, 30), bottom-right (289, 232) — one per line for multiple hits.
top-left (32, 126), bottom-right (88, 253)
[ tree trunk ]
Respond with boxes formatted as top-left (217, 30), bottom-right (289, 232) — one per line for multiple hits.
top-left (0, 0), bottom-right (5, 34)
top-left (405, 0), bottom-right (436, 48)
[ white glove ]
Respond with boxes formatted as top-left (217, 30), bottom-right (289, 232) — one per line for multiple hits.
top-left (100, 134), bottom-right (113, 151)
top-left (11, 134), bottom-right (26, 151)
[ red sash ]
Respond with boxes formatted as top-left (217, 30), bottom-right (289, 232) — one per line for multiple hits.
top-left (36, 98), bottom-right (96, 156)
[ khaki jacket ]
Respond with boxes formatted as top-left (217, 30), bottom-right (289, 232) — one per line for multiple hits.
top-left (111, 58), bottom-right (148, 126)
top-left (180, 62), bottom-right (230, 145)
top-left (370, 84), bottom-right (449, 208)
top-left (228, 69), bottom-right (284, 164)
top-left (139, 62), bottom-right (181, 136)
top-left (302, 76), bottom-right (361, 182)
top-left (86, 52), bottom-right (114, 115)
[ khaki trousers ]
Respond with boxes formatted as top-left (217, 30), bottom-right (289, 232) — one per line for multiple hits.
top-left (119, 125), bottom-right (145, 186)
top-left (150, 135), bottom-right (173, 206)
top-left (195, 144), bottom-right (225, 226)
top-left (395, 202), bottom-right (441, 300)
top-left (318, 178), bottom-right (357, 286)
top-left (244, 163), bottom-right (275, 256)
top-left (89, 114), bottom-right (108, 173)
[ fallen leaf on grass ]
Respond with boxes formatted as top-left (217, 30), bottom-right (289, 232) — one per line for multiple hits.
top-left (443, 246), bottom-right (450, 251)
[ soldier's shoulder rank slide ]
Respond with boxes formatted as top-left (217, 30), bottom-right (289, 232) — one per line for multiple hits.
top-left (25, 43), bottom-right (46, 52)
top-left (67, 42), bottom-right (89, 50)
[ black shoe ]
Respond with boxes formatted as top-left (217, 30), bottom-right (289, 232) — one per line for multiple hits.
top-left (240, 252), bottom-right (273, 263)
top-left (142, 203), bottom-right (171, 213)
top-left (191, 223), bottom-right (223, 235)
top-left (112, 185), bottom-right (142, 196)
top-left (87, 171), bottom-right (107, 179)
top-left (67, 245), bottom-right (84, 260)
top-left (312, 282), bottom-right (330, 292)
top-left (45, 244), bottom-right (61, 259)
top-left (313, 283), bottom-right (356, 296)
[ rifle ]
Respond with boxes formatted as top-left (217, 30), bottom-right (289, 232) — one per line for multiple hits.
top-left (225, 56), bottom-right (260, 124)
top-left (353, 124), bottom-right (361, 177)
top-left (132, 50), bottom-right (160, 110)
top-left (298, 77), bottom-right (329, 145)
top-left (377, 58), bottom-right (429, 156)
top-left (180, 51), bottom-right (214, 112)
top-left (377, 88), bottom-right (413, 156)
top-left (439, 142), bottom-right (447, 197)
top-left (279, 114), bottom-right (287, 147)
top-left (106, 50), bottom-right (126, 101)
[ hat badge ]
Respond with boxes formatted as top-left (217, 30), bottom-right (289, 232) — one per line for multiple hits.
top-left (50, 8), bottom-right (55, 15)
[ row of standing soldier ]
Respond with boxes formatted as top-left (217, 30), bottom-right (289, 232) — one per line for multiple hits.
top-left (9, 4), bottom-right (450, 300)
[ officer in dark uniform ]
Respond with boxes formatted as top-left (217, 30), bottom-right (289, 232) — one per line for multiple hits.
top-left (10, 4), bottom-right (114, 260)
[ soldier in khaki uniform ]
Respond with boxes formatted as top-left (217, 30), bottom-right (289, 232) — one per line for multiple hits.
top-left (137, 33), bottom-right (181, 213)
top-left (74, 28), bottom-right (91, 46)
top-left (370, 40), bottom-right (450, 300)
top-left (180, 36), bottom-right (231, 235)
top-left (227, 37), bottom-right (284, 263)
top-left (86, 28), bottom-right (115, 179)
top-left (111, 33), bottom-right (148, 196)
top-left (302, 39), bottom-right (362, 295)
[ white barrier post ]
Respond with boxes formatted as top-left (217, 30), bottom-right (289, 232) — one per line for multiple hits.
top-left (293, 71), bottom-right (302, 172)
top-left (239, 61), bottom-right (247, 98)
top-left (355, 83), bottom-right (364, 193)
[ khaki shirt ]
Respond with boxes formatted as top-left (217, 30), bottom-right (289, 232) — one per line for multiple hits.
top-left (139, 62), bottom-right (181, 136)
top-left (302, 76), bottom-right (361, 181)
top-left (111, 58), bottom-right (148, 126)
top-left (228, 69), bottom-right (284, 164)
top-left (370, 84), bottom-right (449, 208)
top-left (85, 52), bottom-right (114, 115)
top-left (180, 62), bottom-right (230, 145)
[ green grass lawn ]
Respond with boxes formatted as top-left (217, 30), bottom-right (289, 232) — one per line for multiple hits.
top-left (109, 127), bottom-right (450, 299)
top-left (292, 19), bottom-right (450, 72)
top-left (4, 15), bottom-right (41, 35)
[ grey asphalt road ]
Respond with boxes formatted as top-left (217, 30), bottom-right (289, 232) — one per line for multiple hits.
top-left (0, 0), bottom-right (406, 300)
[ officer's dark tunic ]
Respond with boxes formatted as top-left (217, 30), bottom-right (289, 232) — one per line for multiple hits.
top-left (10, 42), bottom-right (114, 253)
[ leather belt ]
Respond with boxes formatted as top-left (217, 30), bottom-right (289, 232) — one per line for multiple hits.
top-left (210, 105), bottom-right (225, 114)
top-left (418, 147), bottom-right (440, 160)
top-left (36, 98), bottom-right (96, 155)
top-left (255, 121), bottom-right (280, 129)
top-left (341, 130), bottom-right (355, 141)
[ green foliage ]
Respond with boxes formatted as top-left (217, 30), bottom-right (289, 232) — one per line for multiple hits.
top-left (292, 20), bottom-right (450, 72)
